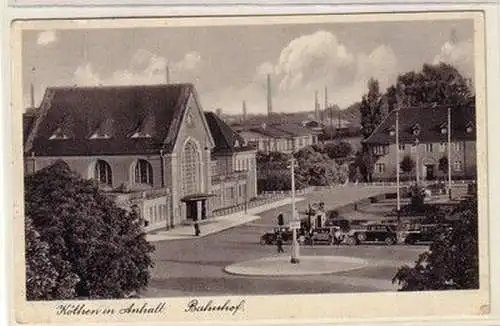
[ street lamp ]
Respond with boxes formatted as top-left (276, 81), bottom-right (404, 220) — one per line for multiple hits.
top-left (288, 157), bottom-right (300, 264)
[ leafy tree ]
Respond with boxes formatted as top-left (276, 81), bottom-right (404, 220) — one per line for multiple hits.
top-left (360, 78), bottom-right (384, 139)
top-left (408, 183), bottom-right (426, 211)
top-left (25, 215), bottom-right (79, 300)
top-left (400, 155), bottom-right (416, 175)
top-left (386, 85), bottom-right (398, 113)
top-left (353, 150), bottom-right (375, 182)
top-left (393, 196), bottom-right (479, 290)
top-left (391, 63), bottom-right (473, 109)
top-left (25, 160), bottom-right (155, 299)
top-left (324, 142), bottom-right (353, 159)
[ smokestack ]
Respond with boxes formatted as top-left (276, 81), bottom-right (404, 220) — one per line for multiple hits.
top-left (166, 65), bottom-right (170, 84)
top-left (325, 86), bottom-right (330, 125)
top-left (314, 91), bottom-right (319, 121)
top-left (267, 74), bottom-right (272, 117)
top-left (242, 100), bottom-right (247, 121)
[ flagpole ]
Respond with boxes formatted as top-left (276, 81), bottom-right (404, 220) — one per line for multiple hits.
top-left (447, 106), bottom-right (452, 200)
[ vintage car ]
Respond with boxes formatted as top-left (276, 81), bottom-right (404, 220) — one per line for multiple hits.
top-left (345, 223), bottom-right (398, 246)
top-left (305, 226), bottom-right (342, 245)
top-left (259, 227), bottom-right (294, 245)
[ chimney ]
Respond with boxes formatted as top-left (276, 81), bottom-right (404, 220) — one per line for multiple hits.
top-left (267, 74), bottom-right (272, 118)
top-left (166, 65), bottom-right (170, 84)
top-left (242, 100), bottom-right (247, 121)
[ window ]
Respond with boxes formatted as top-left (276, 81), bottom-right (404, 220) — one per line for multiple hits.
top-left (94, 160), bottom-right (112, 186)
top-left (439, 143), bottom-right (446, 152)
top-left (149, 207), bottom-right (153, 222)
top-left (134, 159), bottom-right (153, 186)
top-left (375, 163), bottom-right (385, 173)
top-left (49, 127), bottom-right (69, 140)
top-left (411, 143), bottom-right (418, 152)
top-left (398, 144), bottom-right (405, 151)
top-left (454, 142), bottom-right (462, 151)
top-left (453, 160), bottom-right (463, 171)
top-left (425, 144), bottom-right (433, 152)
top-left (182, 141), bottom-right (200, 195)
top-left (466, 125), bottom-right (474, 133)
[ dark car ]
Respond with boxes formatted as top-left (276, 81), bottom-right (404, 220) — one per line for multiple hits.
top-left (305, 226), bottom-right (341, 245)
top-left (345, 223), bottom-right (398, 246)
top-left (401, 223), bottom-right (451, 245)
top-left (260, 227), bottom-right (294, 245)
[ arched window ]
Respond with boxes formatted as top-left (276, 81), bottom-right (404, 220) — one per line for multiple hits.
top-left (182, 141), bottom-right (200, 195)
top-left (94, 160), bottom-right (112, 186)
top-left (134, 159), bottom-right (153, 186)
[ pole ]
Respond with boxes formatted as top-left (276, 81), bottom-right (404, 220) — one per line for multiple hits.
top-left (290, 158), bottom-right (300, 264)
top-left (447, 106), bottom-right (452, 200)
top-left (396, 110), bottom-right (401, 219)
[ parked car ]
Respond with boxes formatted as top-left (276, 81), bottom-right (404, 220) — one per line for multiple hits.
top-left (345, 223), bottom-right (398, 246)
top-left (260, 227), bottom-right (294, 245)
top-left (400, 223), bottom-right (452, 245)
top-left (305, 226), bottom-right (342, 245)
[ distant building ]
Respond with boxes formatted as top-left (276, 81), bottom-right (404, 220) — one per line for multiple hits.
top-left (24, 84), bottom-right (257, 230)
top-left (363, 106), bottom-right (476, 181)
top-left (233, 122), bottom-right (318, 154)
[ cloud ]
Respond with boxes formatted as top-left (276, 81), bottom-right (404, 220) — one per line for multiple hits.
top-left (36, 31), bottom-right (57, 46)
top-left (72, 49), bottom-right (202, 87)
top-left (433, 39), bottom-right (474, 77)
top-left (203, 30), bottom-right (399, 113)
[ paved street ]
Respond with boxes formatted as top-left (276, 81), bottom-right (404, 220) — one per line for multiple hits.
top-left (144, 186), bottom-right (428, 297)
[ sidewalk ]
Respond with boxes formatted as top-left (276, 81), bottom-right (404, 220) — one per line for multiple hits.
top-left (146, 197), bottom-right (305, 242)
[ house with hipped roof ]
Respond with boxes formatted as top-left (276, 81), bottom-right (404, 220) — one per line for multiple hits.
top-left (363, 105), bottom-right (476, 182)
top-left (23, 83), bottom-right (258, 230)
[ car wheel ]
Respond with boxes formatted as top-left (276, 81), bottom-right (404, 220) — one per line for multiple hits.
top-left (357, 233), bottom-right (367, 242)
top-left (346, 236), bottom-right (357, 246)
top-left (384, 237), bottom-right (395, 245)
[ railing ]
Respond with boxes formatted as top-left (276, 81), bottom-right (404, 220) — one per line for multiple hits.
top-left (211, 194), bottom-right (291, 217)
top-left (106, 187), bottom-right (170, 204)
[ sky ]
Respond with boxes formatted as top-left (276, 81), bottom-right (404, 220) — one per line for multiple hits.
top-left (22, 18), bottom-right (475, 114)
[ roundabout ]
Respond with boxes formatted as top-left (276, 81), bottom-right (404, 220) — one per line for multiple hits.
top-left (224, 255), bottom-right (370, 276)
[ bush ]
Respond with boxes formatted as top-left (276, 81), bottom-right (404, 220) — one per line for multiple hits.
top-left (409, 183), bottom-right (426, 211)
top-left (393, 196), bottom-right (479, 290)
top-left (25, 160), bottom-right (155, 299)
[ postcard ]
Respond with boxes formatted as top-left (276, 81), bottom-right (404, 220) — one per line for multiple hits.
top-left (11, 11), bottom-right (489, 324)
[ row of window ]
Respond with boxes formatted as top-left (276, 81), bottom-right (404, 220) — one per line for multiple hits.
top-left (375, 161), bottom-right (464, 174)
top-left (235, 156), bottom-right (255, 172)
top-left (397, 143), bottom-right (462, 153)
top-left (94, 159), bottom-right (153, 186)
top-left (255, 136), bottom-right (313, 152)
top-left (146, 203), bottom-right (169, 224)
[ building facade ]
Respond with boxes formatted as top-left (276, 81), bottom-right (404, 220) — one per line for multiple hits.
top-left (23, 84), bottom-right (258, 229)
top-left (363, 105), bottom-right (476, 182)
top-left (233, 122), bottom-right (318, 154)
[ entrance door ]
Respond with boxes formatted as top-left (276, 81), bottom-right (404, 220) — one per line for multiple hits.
top-left (425, 165), bottom-right (435, 180)
top-left (186, 201), bottom-right (198, 220)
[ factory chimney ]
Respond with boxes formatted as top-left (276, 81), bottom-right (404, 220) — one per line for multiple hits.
top-left (267, 74), bottom-right (273, 118)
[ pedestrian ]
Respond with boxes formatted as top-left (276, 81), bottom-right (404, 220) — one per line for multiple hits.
top-left (276, 232), bottom-right (284, 253)
top-left (308, 227), bottom-right (315, 247)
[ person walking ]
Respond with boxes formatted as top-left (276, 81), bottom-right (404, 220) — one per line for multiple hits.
top-left (276, 232), bottom-right (284, 253)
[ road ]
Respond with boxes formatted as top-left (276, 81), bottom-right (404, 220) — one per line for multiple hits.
top-left (143, 186), bottom-right (427, 297)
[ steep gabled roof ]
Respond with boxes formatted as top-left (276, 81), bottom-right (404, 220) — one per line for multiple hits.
top-left (204, 112), bottom-right (253, 153)
top-left (364, 105), bottom-right (476, 145)
top-left (25, 84), bottom-right (195, 156)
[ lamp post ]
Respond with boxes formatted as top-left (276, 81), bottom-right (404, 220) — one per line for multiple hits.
top-left (288, 157), bottom-right (300, 264)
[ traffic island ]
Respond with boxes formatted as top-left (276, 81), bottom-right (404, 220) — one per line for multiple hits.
top-left (224, 255), bottom-right (369, 276)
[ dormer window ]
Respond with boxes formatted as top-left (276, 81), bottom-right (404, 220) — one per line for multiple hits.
top-left (90, 118), bottom-right (113, 140)
top-left (388, 126), bottom-right (396, 136)
top-left (440, 122), bottom-right (448, 134)
top-left (234, 139), bottom-right (240, 147)
top-left (90, 133), bottom-right (111, 139)
top-left (49, 127), bottom-right (69, 140)
top-left (130, 116), bottom-right (154, 138)
top-left (131, 132), bottom-right (152, 139)
top-left (466, 123), bottom-right (474, 133)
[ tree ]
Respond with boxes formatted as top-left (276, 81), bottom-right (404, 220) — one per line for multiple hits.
top-left (25, 160), bottom-right (155, 299)
top-left (400, 155), bottom-right (416, 176)
top-left (353, 150), bottom-right (375, 182)
top-left (324, 142), bottom-right (353, 159)
top-left (386, 85), bottom-right (398, 113)
top-left (393, 196), bottom-right (479, 290)
top-left (393, 63), bottom-right (473, 109)
top-left (360, 78), bottom-right (384, 139)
